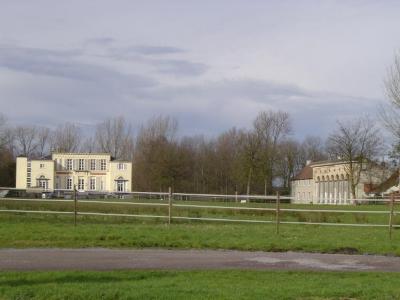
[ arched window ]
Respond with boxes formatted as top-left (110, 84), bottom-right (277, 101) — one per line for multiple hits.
top-left (37, 175), bottom-right (48, 190)
top-left (116, 176), bottom-right (126, 192)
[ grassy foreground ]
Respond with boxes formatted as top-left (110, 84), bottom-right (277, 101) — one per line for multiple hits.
top-left (1, 213), bottom-right (400, 255)
top-left (1, 270), bottom-right (400, 299)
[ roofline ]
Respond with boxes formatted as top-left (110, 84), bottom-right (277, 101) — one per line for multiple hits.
top-left (310, 160), bottom-right (359, 167)
top-left (51, 152), bottom-right (111, 156)
top-left (30, 159), bottom-right (54, 162)
top-left (291, 178), bottom-right (312, 181)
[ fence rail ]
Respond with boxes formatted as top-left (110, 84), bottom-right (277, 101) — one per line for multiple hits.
top-left (0, 186), bottom-right (399, 239)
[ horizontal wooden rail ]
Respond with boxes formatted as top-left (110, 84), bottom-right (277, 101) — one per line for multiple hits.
top-left (78, 200), bottom-right (169, 206)
top-left (173, 204), bottom-right (276, 211)
top-left (0, 208), bottom-right (399, 228)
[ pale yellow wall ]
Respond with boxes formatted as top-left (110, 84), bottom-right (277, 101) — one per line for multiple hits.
top-left (30, 160), bottom-right (55, 190)
top-left (313, 162), bottom-right (391, 199)
top-left (291, 179), bottom-right (314, 204)
top-left (16, 152), bottom-right (131, 193)
top-left (16, 157), bottom-right (27, 189)
top-left (52, 153), bottom-right (111, 171)
top-left (109, 161), bottom-right (132, 192)
top-left (51, 153), bottom-right (132, 192)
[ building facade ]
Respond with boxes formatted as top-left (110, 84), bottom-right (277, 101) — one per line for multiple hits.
top-left (16, 153), bottom-right (132, 193)
top-left (291, 160), bottom-right (391, 204)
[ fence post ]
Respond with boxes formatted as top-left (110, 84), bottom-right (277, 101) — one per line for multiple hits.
top-left (276, 191), bottom-right (280, 234)
top-left (235, 191), bottom-right (238, 203)
top-left (74, 184), bottom-right (77, 226)
top-left (168, 187), bottom-right (172, 225)
top-left (389, 193), bottom-right (395, 240)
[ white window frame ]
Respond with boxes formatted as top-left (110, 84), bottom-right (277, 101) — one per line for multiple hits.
top-left (100, 159), bottom-right (106, 171)
top-left (117, 163), bottom-right (126, 170)
top-left (78, 159), bottom-right (85, 171)
top-left (90, 159), bottom-right (96, 171)
top-left (66, 159), bottom-right (73, 171)
top-left (89, 177), bottom-right (96, 191)
top-left (66, 177), bottom-right (73, 190)
top-left (117, 180), bottom-right (125, 192)
top-left (38, 177), bottom-right (48, 190)
top-left (78, 177), bottom-right (85, 191)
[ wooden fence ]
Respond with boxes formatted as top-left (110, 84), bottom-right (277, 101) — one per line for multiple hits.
top-left (0, 187), bottom-right (398, 239)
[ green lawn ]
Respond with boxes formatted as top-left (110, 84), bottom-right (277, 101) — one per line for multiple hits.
top-left (1, 270), bottom-right (400, 299)
top-left (0, 198), bottom-right (397, 225)
top-left (0, 213), bottom-right (399, 255)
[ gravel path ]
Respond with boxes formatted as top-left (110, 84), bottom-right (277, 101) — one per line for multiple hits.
top-left (1, 248), bottom-right (400, 272)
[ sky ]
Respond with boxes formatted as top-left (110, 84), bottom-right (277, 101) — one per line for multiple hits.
top-left (1, 0), bottom-right (400, 139)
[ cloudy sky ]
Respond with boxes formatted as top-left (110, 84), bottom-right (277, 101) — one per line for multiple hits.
top-left (1, 0), bottom-right (400, 138)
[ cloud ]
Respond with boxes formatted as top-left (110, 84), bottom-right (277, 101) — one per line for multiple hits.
top-left (140, 79), bottom-right (382, 138)
top-left (153, 59), bottom-right (208, 77)
top-left (0, 45), bottom-right (156, 89)
top-left (128, 45), bottom-right (185, 56)
top-left (84, 37), bottom-right (116, 46)
top-left (106, 45), bottom-right (207, 77)
top-left (0, 42), bottom-right (381, 140)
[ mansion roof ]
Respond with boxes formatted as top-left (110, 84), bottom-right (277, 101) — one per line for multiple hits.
top-left (293, 164), bottom-right (313, 180)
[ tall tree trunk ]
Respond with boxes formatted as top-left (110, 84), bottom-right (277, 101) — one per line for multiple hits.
top-left (246, 167), bottom-right (253, 197)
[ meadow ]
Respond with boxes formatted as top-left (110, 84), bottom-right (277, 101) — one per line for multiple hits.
top-left (0, 196), bottom-right (399, 255)
top-left (1, 270), bottom-right (400, 299)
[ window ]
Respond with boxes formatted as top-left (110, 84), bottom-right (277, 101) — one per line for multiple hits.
top-left (55, 176), bottom-right (59, 189)
top-left (116, 177), bottom-right (125, 192)
top-left (66, 159), bottom-right (73, 171)
top-left (38, 176), bottom-right (48, 190)
top-left (40, 163), bottom-right (45, 169)
top-left (27, 162), bottom-right (31, 187)
top-left (117, 163), bottom-right (125, 170)
top-left (100, 159), bottom-right (106, 171)
top-left (66, 177), bottom-right (72, 190)
top-left (90, 159), bottom-right (96, 171)
top-left (78, 178), bottom-right (85, 191)
top-left (89, 177), bottom-right (96, 190)
top-left (78, 159), bottom-right (85, 171)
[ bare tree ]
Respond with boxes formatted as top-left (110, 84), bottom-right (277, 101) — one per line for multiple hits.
top-left (277, 139), bottom-right (304, 189)
top-left (326, 118), bottom-right (382, 199)
top-left (0, 114), bottom-right (6, 149)
top-left (81, 136), bottom-right (96, 153)
top-left (14, 126), bottom-right (38, 157)
top-left (381, 52), bottom-right (400, 138)
top-left (36, 127), bottom-right (52, 158)
top-left (301, 136), bottom-right (327, 162)
top-left (253, 110), bottom-right (291, 194)
top-left (95, 116), bottom-right (134, 160)
top-left (237, 129), bottom-right (261, 196)
top-left (52, 123), bottom-right (81, 153)
top-left (134, 115), bottom-right (179, 191)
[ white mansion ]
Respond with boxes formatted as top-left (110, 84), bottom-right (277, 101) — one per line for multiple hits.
top-left (291, 160), bottom-right (392, 204)
top-left (16, 153), bottom-right (132, 193)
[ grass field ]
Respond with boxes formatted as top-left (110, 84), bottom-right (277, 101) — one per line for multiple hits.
top-left (1, 270), bottom-right (400, 299)
top-left (0, 212), bottom-right (399, 255)
top-left (0, 197), bottom-right (398, 225)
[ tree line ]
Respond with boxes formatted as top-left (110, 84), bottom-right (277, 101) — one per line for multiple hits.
top-left (0, 111), bottom-right (329, 193)
top-left (2, 52), bottom-right (400, 194)
top-left (0, 110), bottom-right (384, 195)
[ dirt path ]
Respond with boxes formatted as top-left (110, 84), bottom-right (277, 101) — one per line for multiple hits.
top-left (1, 248), bottom-right (400, 272)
